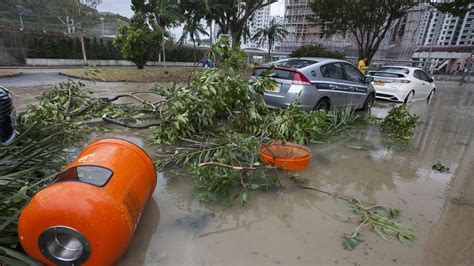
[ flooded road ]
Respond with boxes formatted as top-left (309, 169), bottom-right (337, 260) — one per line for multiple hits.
top-left (106, 82), bottom-right (473, 265)
top-left (7, 80), bottom-right (474, 265)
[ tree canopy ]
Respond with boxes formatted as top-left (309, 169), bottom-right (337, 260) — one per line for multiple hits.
top-left (252, 18), bottom-right (288, 60)
top-left (430, 0), bottom-right (472, 18)
top-left (213, 0), bottom-right (277, 44)
top-left (309, 0), bottom-right (416, 64)
top-left (114, 13), bottom-right (162, 69)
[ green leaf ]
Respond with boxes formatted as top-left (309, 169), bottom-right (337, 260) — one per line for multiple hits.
top-left (390, 208), bottom-right (400, 218)
top-left (342, 234), bottom-right (363, 251)
top-left (0, 246), bottom-right (42, 265)
top-left (382, 227), bottom-right (399, 236)
top-left (398, 232), bottom-right (416, 246)
top-left (335, 214), bottom-right (349, 222)
top-left (250, 184), bottom-right (260, 190)
top-left (241, 192), bottom-right (250, 204)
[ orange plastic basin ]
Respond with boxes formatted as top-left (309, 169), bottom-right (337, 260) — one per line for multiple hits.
top-left (18, 138), bottom-right (157, 266)
top-left (259, 141), bottom-right (312, 170)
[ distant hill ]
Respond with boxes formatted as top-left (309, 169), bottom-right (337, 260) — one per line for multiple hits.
top-left (0, 0), bottom-right (129, 35)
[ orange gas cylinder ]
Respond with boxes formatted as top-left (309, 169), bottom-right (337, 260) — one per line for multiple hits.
top-left (18, 138), bottom-right (157, 266)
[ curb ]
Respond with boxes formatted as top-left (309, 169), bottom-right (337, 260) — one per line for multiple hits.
top-left (0, 72), bottom-right (24, 79)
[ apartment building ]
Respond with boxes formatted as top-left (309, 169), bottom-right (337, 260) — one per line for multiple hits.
top-left (416, 4), bottom-right (474, 46)
top-left (244, 5), bottom-right (272, 50)
top-left (412, 3), bottom-right (474, 72)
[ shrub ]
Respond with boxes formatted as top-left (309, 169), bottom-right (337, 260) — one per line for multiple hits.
top-left (381, 105), bottom-right (421, 142)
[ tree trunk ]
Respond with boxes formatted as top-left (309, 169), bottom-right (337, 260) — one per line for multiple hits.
top-left (78, 29), bottom-right (87, 66)
top-left (75, 0), bottom-right (87, 65)
top-left (208, 20), bottom-right (213, 46)
top-left (267, 42), bottom-right (272, 63)
top-left (161, 25), bottom-right (167, 69)
top-left (193, 41), bottom-right (197, 67)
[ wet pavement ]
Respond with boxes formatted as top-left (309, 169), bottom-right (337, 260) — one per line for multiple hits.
top-left (0, 72), bottom-right (68, 87)
top-left (6, 78), bottom-right (474, 265)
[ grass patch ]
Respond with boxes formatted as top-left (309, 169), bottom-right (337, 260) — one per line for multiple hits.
top-left (0, 70), bottom-right (20, 78)
top-left (62, 67), bottom-right (252, 83)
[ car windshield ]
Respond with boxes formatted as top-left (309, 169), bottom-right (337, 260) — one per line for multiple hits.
top-left (376, 67), bottom-right (410, 74)
top-left (266, 59), bottom-right (318, 69)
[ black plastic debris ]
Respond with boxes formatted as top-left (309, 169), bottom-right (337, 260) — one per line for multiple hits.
top-left (0, 86), bottom-right (17, 145)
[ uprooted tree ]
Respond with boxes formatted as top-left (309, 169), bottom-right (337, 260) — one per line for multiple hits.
top-left (309, 0), bottom-right (417, 64)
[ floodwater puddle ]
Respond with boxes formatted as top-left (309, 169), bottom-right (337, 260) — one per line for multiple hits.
top-left (117, 82), bottom-right (473, 265)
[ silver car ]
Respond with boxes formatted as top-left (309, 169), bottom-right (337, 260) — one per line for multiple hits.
top-left (251, 58), bottom-right (376, 111)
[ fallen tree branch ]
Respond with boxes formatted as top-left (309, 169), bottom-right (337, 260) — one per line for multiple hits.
top-left (198, 162), bottom-right (274, 171)
top-left (100, 93), bottom-right (159, 111)
top-left (102, 115), bottom-right (163, 129)
top-left (63, 86), bottom-right (73, 117)
top-left (299, 186), bottom-right (354, 205)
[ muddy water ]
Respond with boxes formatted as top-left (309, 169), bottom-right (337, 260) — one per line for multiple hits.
top-left (8, 80), bottom-right (474, 265)
top-left (105, 82), bottom-right (473, 265)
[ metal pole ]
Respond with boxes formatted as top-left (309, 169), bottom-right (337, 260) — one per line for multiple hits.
top-left (75, 0), bottom-right (87, 65)
top-left (19, 15), bottom-right (24, 31)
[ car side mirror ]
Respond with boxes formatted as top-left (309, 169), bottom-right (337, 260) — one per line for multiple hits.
top-left (365, 76), bottom-right (374, 84)
top-left (428, 77), bottom-right (434, 83)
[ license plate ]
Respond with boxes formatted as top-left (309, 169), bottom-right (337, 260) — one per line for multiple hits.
top-left (267, 83), bottom-right (281, 92)
top-left (374, 81), bottom-right (385, 86)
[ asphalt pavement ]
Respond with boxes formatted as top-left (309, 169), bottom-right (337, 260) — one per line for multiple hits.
top-left (0, 72), bottom-right (68, 87)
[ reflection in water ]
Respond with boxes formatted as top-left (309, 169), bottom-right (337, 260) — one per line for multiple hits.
top-left (117, 82), bottom-right (474, 265)
top-left (119, 198), bottom-right (160, 265)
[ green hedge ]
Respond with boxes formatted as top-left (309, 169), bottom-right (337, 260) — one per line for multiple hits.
top-left (27, 36), bottom-right (121, 60)
top-left (26, 36), bottom-right (205, 62)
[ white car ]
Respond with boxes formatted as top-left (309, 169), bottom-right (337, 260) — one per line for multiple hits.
top-left (368, 66), bottom-right (436, 103)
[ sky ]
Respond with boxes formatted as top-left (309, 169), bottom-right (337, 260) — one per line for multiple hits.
top-left (97, 0), bottom-right (286, 18)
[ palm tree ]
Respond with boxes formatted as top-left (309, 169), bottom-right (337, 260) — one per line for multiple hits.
top-left (151, 0), bottom-right (182, 69)
top-left (251, 19), bottom-right (288, 62)
top-left (200, 0), bottom-right (224, 46)
top-left (179, 15), bottom-right (209, 66)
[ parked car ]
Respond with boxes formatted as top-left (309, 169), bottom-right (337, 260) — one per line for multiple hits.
top-left (250, 58), bottom-right (376, 111)
top-left (0, 86), bottom-right (17, 145)
top-left (367, 66), bottom-right (436, 103)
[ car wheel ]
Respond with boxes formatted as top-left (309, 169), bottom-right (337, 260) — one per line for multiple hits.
top-left (314, 98), bottom-right (330, 111)
top-left (404, 91), bottom-right (415, 104)
top-left (427, 89), bottom-right (435, 100)
top-left (362, 93), bottom-right (375, 111)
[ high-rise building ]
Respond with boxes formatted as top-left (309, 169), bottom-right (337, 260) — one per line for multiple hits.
top-left (244, 5), bottom-right (272, 50)
top-left (411, 3), bottom-right (474, 72)
top-left (281, 0), bottom-right (354, 53)
top-left (415, 4), bottom-right (474, 46)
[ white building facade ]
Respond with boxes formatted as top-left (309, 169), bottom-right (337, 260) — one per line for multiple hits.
top-left (412, 3), bottom-right (474, 72)
top-left (244, 5), bottom-right (272, 50)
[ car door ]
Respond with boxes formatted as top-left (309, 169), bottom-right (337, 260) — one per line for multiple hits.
top-left (319, 62), bottom-right (349, 108)
top-left (342, 63), bottom-right (369, 108)
top-left (418, 70), bottom-right (434, 96)
top-left (413, 70), bottom-right (430, 99)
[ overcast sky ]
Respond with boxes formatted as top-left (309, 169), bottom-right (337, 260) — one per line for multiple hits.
top-left (97, 0), bottom-right (286, 18)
